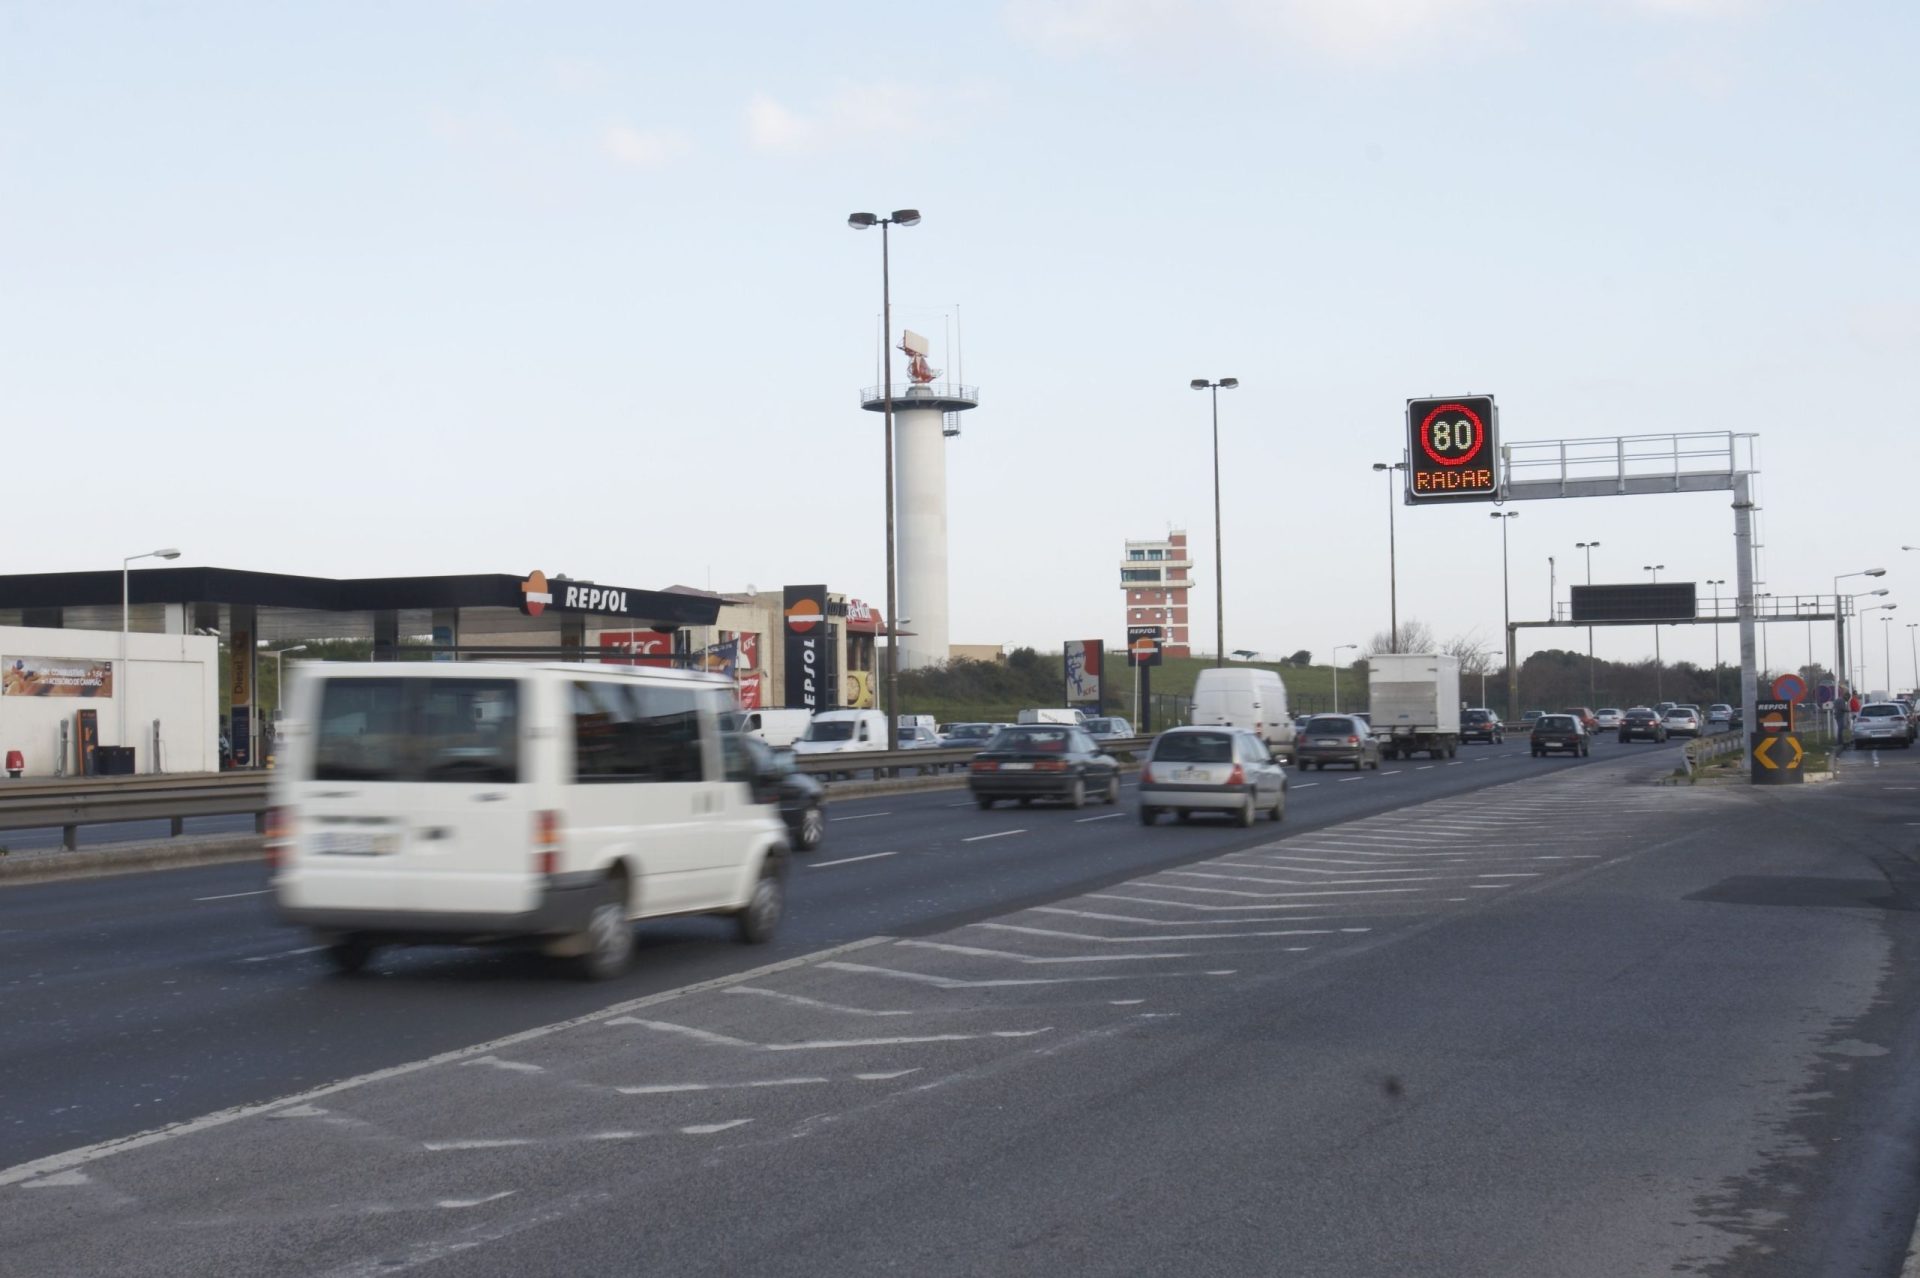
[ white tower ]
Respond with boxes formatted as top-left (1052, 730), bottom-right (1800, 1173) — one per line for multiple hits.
top-left (863, 330), bottom-right (977, 670)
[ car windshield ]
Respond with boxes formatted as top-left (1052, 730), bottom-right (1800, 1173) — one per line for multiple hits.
top-left (1537, 716), bottom-right (1576, 730)
top-left (1152, 732), bottom-right (1235, 763)
top-left (988, 728), bottom-right (1070, 753)
top-left (1307, 718), bottom-right (1357, 736)
top-left (313, 677), bottom-right (520, 784)
top-left (802, 721), bottom-right (857, 742)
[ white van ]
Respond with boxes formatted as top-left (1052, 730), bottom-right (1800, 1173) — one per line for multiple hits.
top-left (734, 708), bottom-right (812, 748)
top-left (1017, 708), bottom-right (1086, 726)
top-left (1191, 667), bottom-right (1294, 758)
top-left (270, 663), bottom-right (790, 979)
top-left (791, 708), bottom-right (889, 757)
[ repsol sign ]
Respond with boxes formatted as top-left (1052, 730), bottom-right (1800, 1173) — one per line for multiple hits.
top-left (783, 584), bottom-right (828, 711)
top-left (518, 570), bottom-right (642, 617)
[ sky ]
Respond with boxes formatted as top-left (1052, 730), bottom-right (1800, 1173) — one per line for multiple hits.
top-left (3, 1), bottom-right (1916, 682)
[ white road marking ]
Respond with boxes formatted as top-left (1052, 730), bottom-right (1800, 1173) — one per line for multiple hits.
top-left (1141, 882), bottom-right (1433, 900)
top-left (962, 829), bottom-right (1026, 843)
top-left (423, 1138), bottom-right (533, 1151)
top-left (822, 960), bottom-right (1221, 989)
top-left (1416, 765), bottom-right (1435, 771)
top-left (854, 1069), bottom-right (922, 1080)
top-left (241, 946), bottom-right (326, 964)
top-left (724, 986), bottom-right (912, 1017)
top-left (809, 851), bottom-right (898, 868)
top-left (619, 1078), bottom-right (829, 1094)
top-left (462, 1056), bottom-right (544, 1074)
top-left (1339, 776), bottom-right (1366, 783)
top-left (1470, 884), bottom-right (1509, 890)
top-left (681, 1120), bottom-right (752, 1135)
top-left (437, 1191), bottom-right (518, 1209)
top-left (1033, 906), bottom-right (1357, 927)
top-left (1380, 770), bottom-right (1403, 776)
top-left (900, 939), bottom-right (1191, 964)
top-left (614, 1016), bottom-right (1054, 1051)
top-left (829, 812), bottom-right (893, 822)
top-left (1478, 873), bottom-right (1542, 879)
top-left (1076, 812), bottom-right (1127, 823)
top-left (1163, 869), bottom-right (1451, 887)
top-left (978, 922), bottom-right (1361, 943)
top-left (1447, 761), bottom-right (1466, 766)
top-left (606, 1020), bottom-right (756, 1048)
top-left (21, 1170), bottom-right (90, 1188)
top-left (195, 889), bottom-right (271, 902)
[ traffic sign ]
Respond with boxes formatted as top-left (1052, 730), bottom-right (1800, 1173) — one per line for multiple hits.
top-left (1771, 673), bottom-right (1807, 704)
top-left (1405, 395), bottom-right (1498, 503)
top-left (1756, 699), bottom-right (1792, 733)
top-left (1751, 731), bottom-right (1805, 784)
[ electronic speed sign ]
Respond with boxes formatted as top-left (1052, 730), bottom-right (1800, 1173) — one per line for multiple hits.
top-left (1405, 395), bottom-right (1498, 503)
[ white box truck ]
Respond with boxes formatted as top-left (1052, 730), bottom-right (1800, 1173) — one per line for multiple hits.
top-left (1367, 653), bottom-right (1462, 760)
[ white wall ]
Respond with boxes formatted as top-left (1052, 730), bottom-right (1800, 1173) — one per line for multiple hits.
top-left (0, 627), bottom-right (218, 777)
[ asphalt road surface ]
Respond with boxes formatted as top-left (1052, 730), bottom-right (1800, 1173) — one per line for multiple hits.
top-left (8, 738), bottom-right (1920, 1276)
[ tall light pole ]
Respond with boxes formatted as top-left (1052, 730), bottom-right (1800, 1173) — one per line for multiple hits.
top-left (1883, 613), bottom-right (1897, 693)
top-left (1371, 460), bottom-right (1406, 651)
top-left (1861, 603), bottom-right (1898, 692)
top-left (1907, 623), bottom-right (1917, 695)
top-left (1332, 643), bottom-right (1357, 713)
top-left (1192, 378), bottom-right (1238, 667)
top-left (1834, 568), bottom-right (1888, 702)
top-left (121, 547), bottom-right (182, 764)
top-left (1644, 564), bottom-right (1665, 701)
top-left (1575, 540), bottom-right (1600, 705)
top-left (1705, 578), bottom-right (1727, 702)
top-left (848, 208), bottom-right (920, 750)
top-left (1491, 511), bottom-right (1519, 718)
top-left (274, 645), bottom-right (309, 716)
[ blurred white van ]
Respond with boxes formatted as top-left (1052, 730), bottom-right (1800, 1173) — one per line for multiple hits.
top-left (271, 663), bottom-right (789, 979)
top-left (1191, 667), bottom-right (1294, 758)
top-left (735, 708), bottom-right (812, 748)
top-left (792, 708), bottom-right (889, 756)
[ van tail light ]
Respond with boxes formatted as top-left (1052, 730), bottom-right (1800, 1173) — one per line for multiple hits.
top-left (1226, 765), bottom-right (1245, 786)
top-left (534, 810), bottom-right (563, 876)
top-left (1140, 763), bottom-right (1154, 784)
top-left (264, 806), bottom-right (288, 869)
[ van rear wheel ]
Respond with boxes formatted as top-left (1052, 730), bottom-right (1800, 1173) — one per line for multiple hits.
top-left (736, 855), bottom-right (786, 945)
top-left (577, 882), bottom-right (634, 981)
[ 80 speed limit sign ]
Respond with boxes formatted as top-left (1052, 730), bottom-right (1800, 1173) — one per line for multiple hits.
top-left (1405, 395), bottom-right (1498, 502)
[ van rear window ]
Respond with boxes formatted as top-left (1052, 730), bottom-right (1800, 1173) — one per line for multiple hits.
top-left (313, 678), bottom-right (520, 784)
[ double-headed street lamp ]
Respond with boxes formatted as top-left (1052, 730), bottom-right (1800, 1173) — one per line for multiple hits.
top-left (1372, 460), bottom-right (1406, 650)
top-left (1332, 643), bottom-right (1357, 712)
top-left (848, 208), bottom-right (921, 750)
top-left (1575, 540), bottom-right (1600, 704)
top-left (122, 547), bottom-right (182, 763)
top-left (1192, 378), bottom-right (1238, 667)
top-left (1882, 612), bottom-right (1899, 693)
top-left (1834, 568), bottom-right (1888, 698)
top-left (1491, 511), bottom-right (1519, 715)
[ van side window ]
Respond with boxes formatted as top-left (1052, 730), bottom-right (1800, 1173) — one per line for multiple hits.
top-left (632, 684), bottom-right (706, 783)
top-left (572, 681), bottom-right (640, 780)
top-left (572, 681), bottom-right (707, 783)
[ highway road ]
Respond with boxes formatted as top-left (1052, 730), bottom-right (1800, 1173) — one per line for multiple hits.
top-left (8, 739), bottom-right (1920, 1275)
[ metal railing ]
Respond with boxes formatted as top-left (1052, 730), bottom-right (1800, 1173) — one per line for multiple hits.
top-left (858, 382), bottom-right (979, 408)
top-left (1684, 729), bottom-right (1746, 772)
top-left (1502, 431), bottom-right (1755, 496)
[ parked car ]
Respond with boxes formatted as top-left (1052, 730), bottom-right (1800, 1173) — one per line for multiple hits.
top-left (1460, 708), bottom-right (1504, 744)
top-left (1663, 706), bottom-right (1703, 738)
top-left (271, 663), bottom-right (790, 979)
top-left (1138, 727), bottom-right (1287, 827)
top-left (968, 725), bottom-right (1120, 809)
top-left (1617, 707), bottom-right (1668, 743)
top-left (1593, 708), bottom-right (1624, 731)
top-left (1853, 703), bottom-right (1914, 749)
top-left (1563, 707), bottom-right (1599, 733)
top-left (1706, 704), bottom-right (1733, 729)
top-left (739, 735), bottom-right (825, 851)
top-left (1082, 716), bottom-right (1136, 742)
top-left (1293, 714), bottom-right (1382, 771)
top-left (1531, 713), bottom-right (1589, 757)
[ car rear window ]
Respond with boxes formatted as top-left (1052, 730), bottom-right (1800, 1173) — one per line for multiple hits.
top-left (1464, 710), bottom-right (1491, 723)
top-left (1861, 704), bottom-right (1903, 717)
top-left (313, 677), bottom-right (520, 784)
top-left (1536, 716), bottom-right (1576, 730)
top-left (1306, 717), bottom-right (1357, 736)
top-left (1152, 732), bottom-right (1234, 763)
top-left (988, 728), bottom-right (1070, 753)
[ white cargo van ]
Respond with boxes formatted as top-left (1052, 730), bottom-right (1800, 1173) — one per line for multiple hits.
top-left (1190, 668), bottom-right (1294, 758)
top-left (734, 707), bottom-right (812, 748)
top-left (791, 708), bottom-right (889, 757)
top-left (1017, 708), bottom-right (1086, 726)
top-left (270, 663), bottom-right (790, 979)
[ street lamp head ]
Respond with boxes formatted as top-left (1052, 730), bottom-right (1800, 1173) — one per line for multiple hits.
top-left (847, 212), bottom-right (877, 229)
top-left (1190, 379), bottom-right (1210, 390)
top-left (1866, 568), bottom-right (1888, 577)
top-left (890, 209), bottom-right (921, 226)
top-left (1872, 588), bottom-right (1890, 596)
top-left (154, 548), bottom-right (181, 560)
top-left (1218, 378), bottom-right (1239, 389)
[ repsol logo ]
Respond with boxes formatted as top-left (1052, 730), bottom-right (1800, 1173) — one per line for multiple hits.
top-left (801, 639), bottom-right (819, 708)
top-left (562, 585), bottom-right (630, 613)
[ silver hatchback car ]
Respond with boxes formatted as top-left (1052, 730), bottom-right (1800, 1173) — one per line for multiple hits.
top-left (1139, 727), bottom-right (1287, 827)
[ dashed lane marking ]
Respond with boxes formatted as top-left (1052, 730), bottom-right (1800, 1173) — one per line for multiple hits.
top-left (1076, 812), bottom-right (1127, 823)
top-left (195, 889), bottom-right (272, 902)
top-left (829, 812), bottom-right (893, 823)
top-left (899, 939), bottom-right (1193, 964)
top-left (809, 851), bottom-right (898, 868)
top-left (723, 986), bottom-right (913, 1017)
top-left (610, 1018), bottom-right (1056, 1051)
top-left (962, 829), bottom-right (1026, 843)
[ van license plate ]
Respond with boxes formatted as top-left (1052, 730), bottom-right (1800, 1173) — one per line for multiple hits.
top-left (314, 830), bottom-right (395, 856)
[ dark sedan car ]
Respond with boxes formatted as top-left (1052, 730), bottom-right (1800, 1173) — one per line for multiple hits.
top-left (969, 725), bottom-right (1120, 809)
top-left (1294, 714), bottom-right (1382, 771)
top-left (1461, 708), bottom-right (1504, 744)
top-left (741, 735), bottom-right (826, 851)
top-left (1617, 707), bottom-right (1668, 743)
top-left (1531, 713), bottom-right (1589, 757)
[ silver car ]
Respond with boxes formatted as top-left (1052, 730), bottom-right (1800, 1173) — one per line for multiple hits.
top-left (1853, 703), bottom-right (1913, 748)
top-left (1663, 707), bottom-right (1703, 738)
top-left (1139, 727), bottom-right (1287, 827)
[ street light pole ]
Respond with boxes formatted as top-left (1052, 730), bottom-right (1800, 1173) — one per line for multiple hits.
top-left (1884, 615), bottom-right (1895, 693)
top-left (848, 208), bottom-right (922, 751)
top-left (1575, 540), bottom-right (1600, 705)
top-left (1907, 623), bottom-right (1917, 695)
top-left (1371, 461), bottom-right (1405, 651)
top-left (1834, 568), bottom-right (1889, 705)
top-left (1332, 643), bottom-right (1357, 713)
top-left (1491, 511), bottom-right (1519, 718)
top-left (1193, 379), bottom-right (1238, 667)
top-left (121, 547), bottom-right (182, 767)
top-left (1643, 564), bottom-right (1665, 701)
top-left (1705, 578), bottom-right (1727, 702)
top-left (275, 645), bottom-right (309, 716)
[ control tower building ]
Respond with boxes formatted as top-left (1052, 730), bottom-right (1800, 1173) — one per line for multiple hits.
top-left (861, 329), bottom-right (977, 671)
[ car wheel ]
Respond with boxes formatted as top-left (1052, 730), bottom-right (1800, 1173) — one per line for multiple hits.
top-left (735, 856), bottom-right (785, 945)
top-left (1268, 793), bottom-right (1285, 822)
top-left (1531, 748), bottom-right (1541, 757)
top-left (322, 936), bottom-right (377, 976)
top-left (1176, 809), bottom-right (1193, 823)
top-left (1105, 775), bottom-right (1120, 805)
top-left (1139, 806), bottom-right (1158, 826)
top-left (577, 880), bottom-right (635, 980)
top-left (1067, 779), bottom-right (1087, 810)
top-left (1236, 797), bottom-right (1256, 828)
top-left (798, 804), bottom-right (825, 850)
top-left (976, 795), bottom-right (995, 810)
top-left (1018, 796), bottom-right (1034, 807)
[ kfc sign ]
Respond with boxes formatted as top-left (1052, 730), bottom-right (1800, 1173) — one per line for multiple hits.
top-left (845, 598), bottom-right (880, 635)
top-left (598, 629), bottom-right (674, 668)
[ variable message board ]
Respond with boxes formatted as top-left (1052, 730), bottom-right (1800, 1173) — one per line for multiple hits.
top-left (1569, 583), bottom-right (1698, 624)
top-left (1405, 395), bottom-right (1498, 503)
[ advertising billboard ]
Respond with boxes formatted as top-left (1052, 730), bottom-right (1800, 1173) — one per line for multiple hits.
top-left (596, 629), bottom-right (674, 667)
top-left (3, 656), bottom-right (114, 697)
top-left (1064, 640), bottom-right (1103, 708)
top-left (783, 584), bottom-right (829, 711)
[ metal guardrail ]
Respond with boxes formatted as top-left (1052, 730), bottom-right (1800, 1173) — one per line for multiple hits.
top-left (1684, 729), bottom-right (1746, 772)
top-left (0, 739), bottom-right (1160, 851)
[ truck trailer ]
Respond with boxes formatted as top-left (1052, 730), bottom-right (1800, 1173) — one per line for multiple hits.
top-left (1367, 653), bottom-right (1462, 760)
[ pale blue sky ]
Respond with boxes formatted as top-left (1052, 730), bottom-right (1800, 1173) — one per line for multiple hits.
top-left (3, 1), bottom-right (1915, 677)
